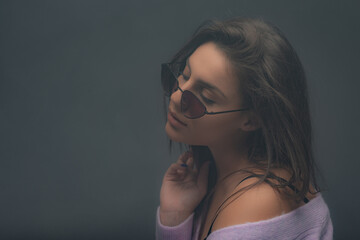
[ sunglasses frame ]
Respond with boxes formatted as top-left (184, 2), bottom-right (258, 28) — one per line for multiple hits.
top-left (161, 62), bottom-right (250, 119)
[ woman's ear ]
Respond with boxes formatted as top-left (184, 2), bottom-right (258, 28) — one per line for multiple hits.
top-left (239, 111), bottom-right (260, 132)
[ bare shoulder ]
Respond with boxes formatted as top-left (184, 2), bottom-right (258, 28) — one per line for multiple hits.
top-left (211, 173), bottom-right (299, 232)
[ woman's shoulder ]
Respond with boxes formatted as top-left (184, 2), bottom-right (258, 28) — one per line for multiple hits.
top-left (211, 176), bottom-right (288, 232)
top-left (207, 192), bottom-right (332, 239)
top-left (211, 168), bottom-right (318, 232)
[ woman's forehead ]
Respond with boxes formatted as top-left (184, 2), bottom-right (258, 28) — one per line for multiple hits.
top-left (188, 42), bottom-right (240, 99)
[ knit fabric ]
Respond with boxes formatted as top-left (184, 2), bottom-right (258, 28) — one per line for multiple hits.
top-left (155, 193), bottom-right (333, 240)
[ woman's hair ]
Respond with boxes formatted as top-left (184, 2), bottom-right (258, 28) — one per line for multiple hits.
top-left (162, 17), bottom-right (321, 236)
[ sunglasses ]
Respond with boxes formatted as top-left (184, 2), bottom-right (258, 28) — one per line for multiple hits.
top-left (161, 62), bottom-right (249, 119)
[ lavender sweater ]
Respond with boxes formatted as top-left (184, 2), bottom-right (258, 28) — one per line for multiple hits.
top-left (156, 193), bottom-right (333, 240)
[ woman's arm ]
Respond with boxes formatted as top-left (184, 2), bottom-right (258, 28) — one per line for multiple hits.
top-left (156, 150), bottom-right (210, 239)
top-left (155, 206), bottom-right (195, 240)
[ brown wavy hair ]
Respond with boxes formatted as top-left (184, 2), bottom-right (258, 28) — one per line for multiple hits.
top-left (162, 17), bottom-right (321, 238)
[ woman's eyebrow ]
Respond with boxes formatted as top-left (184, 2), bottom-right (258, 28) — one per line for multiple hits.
top-left (186, 58), bottom-right (227, 100)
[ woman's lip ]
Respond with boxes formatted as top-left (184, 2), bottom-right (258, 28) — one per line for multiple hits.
top-left (168, 111), bottom-right (187, 127)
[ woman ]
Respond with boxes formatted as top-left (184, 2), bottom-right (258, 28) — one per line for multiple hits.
top-left (156, 17), bottom-right (333, 240)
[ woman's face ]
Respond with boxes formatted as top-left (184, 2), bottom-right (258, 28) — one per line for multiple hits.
top-left (165, 42), bottom-right (249, 146)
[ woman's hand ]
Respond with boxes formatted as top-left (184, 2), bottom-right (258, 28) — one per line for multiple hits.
top-left (159, 151), bottom-right (210, 226)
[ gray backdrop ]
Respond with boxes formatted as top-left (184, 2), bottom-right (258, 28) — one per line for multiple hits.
top-left (1, 0), bottom-right (359, 239)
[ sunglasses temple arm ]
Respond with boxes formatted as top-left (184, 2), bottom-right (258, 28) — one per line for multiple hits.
top-left (205, 108), bottom-right (250, 115)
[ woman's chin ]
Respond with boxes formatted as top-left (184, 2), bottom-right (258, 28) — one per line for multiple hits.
top-left (164, 122), bottom-right (183, 143)
top-left (165, 123), bottom-right (203, 145)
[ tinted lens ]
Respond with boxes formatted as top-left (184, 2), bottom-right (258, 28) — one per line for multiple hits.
top-left (181, 90), bottom-right (206, 119)
top-left (161, 64), bottom-right (177, 96)
top-left (161, 63), bottom-right (206, 119)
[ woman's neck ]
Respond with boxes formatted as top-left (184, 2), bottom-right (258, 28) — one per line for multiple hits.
top-left (207, 134), bottom-right (253, 186)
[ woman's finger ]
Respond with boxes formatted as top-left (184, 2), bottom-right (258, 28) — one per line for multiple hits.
top-left (186, 155), bottom-right (194, 170)
top-left (165, 163), bottom-right (185, 181)
top-left (176, 151), bottom-right (188, 164)
top-left (176, 150), bottom-right (192, 165)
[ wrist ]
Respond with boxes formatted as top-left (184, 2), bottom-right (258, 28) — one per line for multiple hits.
top-left (159, 208), bottom-right (193, 226)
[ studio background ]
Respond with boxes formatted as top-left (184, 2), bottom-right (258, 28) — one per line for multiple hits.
top-left (0, 0), bottom-right (359, 239)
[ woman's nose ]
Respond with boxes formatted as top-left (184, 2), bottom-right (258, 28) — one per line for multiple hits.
top-left (170, 87), bottom-right (182, 110)
top-left (171, 79), bottom-right (193, 108)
